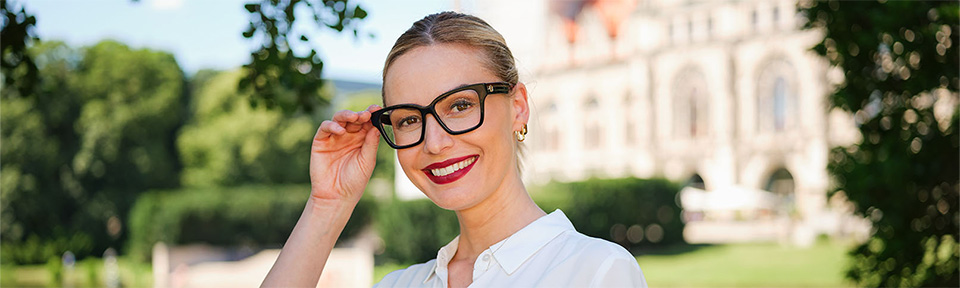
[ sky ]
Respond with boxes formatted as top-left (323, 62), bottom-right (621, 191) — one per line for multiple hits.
top-left (24, 0), bottom-right (451, 83)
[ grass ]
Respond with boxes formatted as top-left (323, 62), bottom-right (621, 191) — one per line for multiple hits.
top-left (5, 241), bottom-right (853, 287)
top-left (373, 240), bottom-right (854, 287)
top-left (636, 241), bottom-right (854, 287)
top-left (1, 257), bottom-right (152, 287)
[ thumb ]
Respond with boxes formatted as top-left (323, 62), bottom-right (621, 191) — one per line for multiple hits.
top-left (360, 126), bottom-right (380, 163)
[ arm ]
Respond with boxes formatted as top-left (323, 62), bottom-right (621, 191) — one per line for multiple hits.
top-left (261, 105), bottom-right (381, 287)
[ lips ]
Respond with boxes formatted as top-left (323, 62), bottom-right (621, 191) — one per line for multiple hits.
top-left (422, 154), bottom-right (479, 185)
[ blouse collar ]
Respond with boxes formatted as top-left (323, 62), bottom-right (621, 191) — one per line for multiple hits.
top-left (424, 209), bottom-right (575, 283)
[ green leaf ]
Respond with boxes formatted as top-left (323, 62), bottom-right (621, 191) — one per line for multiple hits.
top-left (354, 6), bottom-right (367, 19)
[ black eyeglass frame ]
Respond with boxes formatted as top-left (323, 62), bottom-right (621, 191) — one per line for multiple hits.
top-left (372, 82), bottom-right (514, 149)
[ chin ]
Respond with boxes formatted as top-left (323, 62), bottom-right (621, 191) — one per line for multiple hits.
top-left (420, 183), bottom-right (483, 211)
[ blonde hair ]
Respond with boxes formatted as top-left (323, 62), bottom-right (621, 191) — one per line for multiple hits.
top-left (383, 11), bottom-right (526, 174)
top-left (383, 11), bottom-right (519, 86)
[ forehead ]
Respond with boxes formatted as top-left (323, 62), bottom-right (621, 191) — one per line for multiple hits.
top-left (383, 43), bottom-right (498, 106)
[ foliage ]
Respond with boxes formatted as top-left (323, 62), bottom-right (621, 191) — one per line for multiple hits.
top-left (536, 178), bottom-right (685, 250)
top-left (126, 184), bottom-right (375, 261)
top-left (0, 0), bottom-right (39, 98)
top-left (377, 178), bottom-right (682, 265)
top-left (1, 40), bottom-right (185, 264)
top-left (177, 70), bottom-right (318, 187)
top-left (375, 198), bottom-right (459, 264)
top-left (801, 1), bottom-right (959, 286)
top-left (240, 0), bottom-right (368, 113)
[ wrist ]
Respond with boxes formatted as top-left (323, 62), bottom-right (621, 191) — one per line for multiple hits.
top-left (304, 194), bottom-right (357, 227)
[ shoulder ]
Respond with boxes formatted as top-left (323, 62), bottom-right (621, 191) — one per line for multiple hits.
top-left (555, 230), bottom-right (636, 263)
top-left (548, 231), bottom-right (648, 287)
top-left (374, 260), bottom-right (436, 288)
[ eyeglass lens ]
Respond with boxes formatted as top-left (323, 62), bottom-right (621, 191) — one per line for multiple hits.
top-left (379, 89), bottom-right (482, 147)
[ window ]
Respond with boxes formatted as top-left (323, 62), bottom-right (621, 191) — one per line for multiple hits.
top-left (543, 102), bottom-right (559, 151)
top-left (773, 6), bottom-right (780, 24)
top-left (707, 16), bottom-right (714, 38)
top-left (623, 93), bottom-right (635, 145)
top-left (765, 168), bottom-right (796, 217)
top-left (756, 59), bottom-right (797, 134)
top-left (584, 96), bottom-right (601, 149)
top-left (672, 68), bottom-right (709, 139)
top-left (773, 77), bottom-right (787, 131)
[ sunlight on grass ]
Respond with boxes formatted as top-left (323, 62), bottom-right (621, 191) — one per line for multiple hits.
top-left (370, 241), bottom-right (853, 287)
top-left (637, 241), bottom-right (853, 287)
top-left (1, 257), bottom-right (152, 288)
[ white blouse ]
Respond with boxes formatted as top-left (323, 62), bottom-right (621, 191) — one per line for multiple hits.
top-left (375, 210), bottom-right (648, 288)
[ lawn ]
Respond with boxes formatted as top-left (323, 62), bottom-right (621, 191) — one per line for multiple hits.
top-left (636, 241), bottom-right (854, 287)
top-left (374, 240), bottom-right (854, 287)
top-left (0, 257), bottom-right (152, 288)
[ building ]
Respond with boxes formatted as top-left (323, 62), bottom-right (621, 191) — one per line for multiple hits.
top-left (469, 0), bottom-right (866, 244)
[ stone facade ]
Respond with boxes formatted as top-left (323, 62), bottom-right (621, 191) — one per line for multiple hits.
top-left (468, 0), bottom-right (866, 243)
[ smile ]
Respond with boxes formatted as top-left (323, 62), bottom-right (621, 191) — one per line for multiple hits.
top-left (422, 155), bottom-right (479, 185)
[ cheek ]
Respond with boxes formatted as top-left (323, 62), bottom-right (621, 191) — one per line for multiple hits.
top-left (396, 150), bottom-right (420, 176)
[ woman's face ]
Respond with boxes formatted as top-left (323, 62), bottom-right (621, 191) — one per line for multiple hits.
top-left (383, 43), bottom-right (527, 211)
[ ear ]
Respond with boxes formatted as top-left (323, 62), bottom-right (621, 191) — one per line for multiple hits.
top-left (511, 82), bottom-right (530, 131)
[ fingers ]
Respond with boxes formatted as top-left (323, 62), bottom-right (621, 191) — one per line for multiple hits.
top-left (332, 109), bottom-right (360, 123)
top-left (317, 106), bottom-right (384, 140)
top-left (332, 108), bottom-right (380, 133)
top-left (333, 109), bottom-right (374, 124)
top-left (315, 120), bottom-right (345, 141)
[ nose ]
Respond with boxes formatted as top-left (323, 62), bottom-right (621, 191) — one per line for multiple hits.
top-left (422, 114), bottom-right (454, 154)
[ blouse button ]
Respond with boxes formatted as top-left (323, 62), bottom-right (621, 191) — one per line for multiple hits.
top-left (482, 254), bottom-right (490, 262)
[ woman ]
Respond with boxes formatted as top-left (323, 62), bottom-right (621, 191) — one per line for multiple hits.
top-left (262, 12), bottom-right (647, 288)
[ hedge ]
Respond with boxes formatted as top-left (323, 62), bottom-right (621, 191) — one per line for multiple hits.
top-left (126, 184), bottom-right (374, 261)
top-left (547, 177), bottom-right (686, 250)
top-left (376, 177), bottom-right (684, 265)
top-left (375, 198), bottom-right (459, 264)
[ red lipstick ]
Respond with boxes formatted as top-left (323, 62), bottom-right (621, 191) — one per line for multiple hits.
top-left (422, 154), bottom-right (479, 185)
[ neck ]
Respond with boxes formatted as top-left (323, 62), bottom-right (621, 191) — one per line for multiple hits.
top-left (451, 171), bottom-right (546, 261)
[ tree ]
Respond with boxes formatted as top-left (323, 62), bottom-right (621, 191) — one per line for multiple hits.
top-left (240, 0), bottom-right (368, 113)
top-left (801, 1), bottom-right (959, 286)
top-left (1, 40), bottom-right (185, 264)
top-left (177, 70), bottom-right (319, 187)
top-left (0, 0), bottom-right (39, 99)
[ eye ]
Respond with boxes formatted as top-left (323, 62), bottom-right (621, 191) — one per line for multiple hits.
top-left (397, 115), bottom-right (421, 128)
top-left (449, 99), bottom-right (475, 113)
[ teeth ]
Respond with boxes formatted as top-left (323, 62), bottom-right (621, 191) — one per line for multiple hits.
top-left (430, 157), bottom-right (476, 177)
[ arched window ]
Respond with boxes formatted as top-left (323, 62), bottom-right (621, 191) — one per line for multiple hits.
top-left (756, 59), bottom-right (797, 134)
top-left (672, 67), bottom-right (709, 139)
top-left (687, 173), bottom-right (706, 190)
top-left (584, 96), bottom-right (601, 149)
top-left (773, 77), bottom-right (787, 131)
top-left (765, 168), bottom-right (796, 216)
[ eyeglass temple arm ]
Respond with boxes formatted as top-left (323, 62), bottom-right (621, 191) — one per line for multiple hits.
top-left (488, 83), bottom-right (512, 94)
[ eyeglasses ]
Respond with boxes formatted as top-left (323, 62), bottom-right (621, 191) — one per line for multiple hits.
top-left (372, 82), bottom-right (513, 149)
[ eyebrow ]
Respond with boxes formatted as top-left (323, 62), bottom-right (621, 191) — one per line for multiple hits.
top-left (385, 83), bottom-right (474, 107)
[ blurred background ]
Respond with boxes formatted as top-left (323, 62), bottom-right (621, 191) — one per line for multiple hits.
top-left (1, 0), bottom-right (957, 287)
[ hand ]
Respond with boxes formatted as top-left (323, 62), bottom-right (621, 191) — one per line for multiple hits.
top-left (309, 105), bottom-right (382, 204)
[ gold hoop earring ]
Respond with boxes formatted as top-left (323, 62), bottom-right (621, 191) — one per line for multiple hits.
top-left (515, 124), bottom-right (528, 142)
